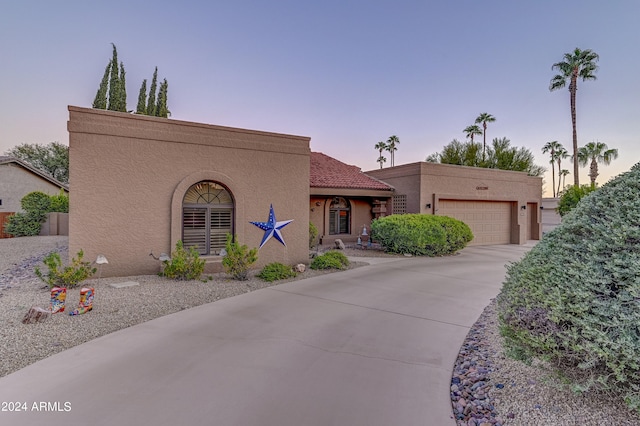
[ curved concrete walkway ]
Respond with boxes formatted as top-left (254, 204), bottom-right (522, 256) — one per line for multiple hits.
top-left (0, 244), bottom-right (533, 426)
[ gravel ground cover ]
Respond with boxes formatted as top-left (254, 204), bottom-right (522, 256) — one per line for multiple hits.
top-left (451, 299), bottom-right (640, 426)
top-left (2, 237), bottom-right (639, 425)
top-left (0, 237), bottom-right (364, 378)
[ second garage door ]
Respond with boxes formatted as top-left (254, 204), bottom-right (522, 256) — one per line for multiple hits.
top-left (438, 200), bottom-right (512, 245)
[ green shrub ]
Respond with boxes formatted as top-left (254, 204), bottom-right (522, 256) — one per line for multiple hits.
top-left (21, 191), bottom-right (51, 216)
top-left (257, 262), bottom-right (297, 282)
top-left (35, 249), bottom-right (96, 289)
top-left (310, 250), bottom-right (349, 270)
top-left (4, 212), bottom-right (43, 237)
top-left (5, 191), bottom-right (52, 237)
top-left (497, 163), bottom-right (640, 410)
top-left (160, 240), bottom-right (206, 280)
top-left (222, 234), bottom-right (258, 281)
top-left (49, 190), bottom-right (69, 213)
top-left (309, 222), bottom-right (319, 249)
top-left (557, 184), bottom-right (598, 217)
top-left (370, 214), bottom-right (473, 256)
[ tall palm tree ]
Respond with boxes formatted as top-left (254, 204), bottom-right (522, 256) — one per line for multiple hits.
top-left (374, 141), bottom-right (387, 168)
top-left (549, 48), bottom-right (599, 187)
top-left (577, 141), bottom-right (618, 187)
top-left (555, 146), bottom-right (569, 196)
top-left (475, 113), bottom-right (496, 161)
top-left (386, 135), bottom-right (400, 167)
top-left (542, 140), bottom-right (562, 197)
top-left (559, 169), bottom-right (570, 193)
top-left (376, 155), bottom-right (387, 169)
top-left (463, 125), bottom-right (483, 144)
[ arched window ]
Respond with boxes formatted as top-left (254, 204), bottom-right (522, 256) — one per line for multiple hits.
top-left (329, 197), bottom-right (350, 235)
top-left (182, 181), bottom-right (234, 255)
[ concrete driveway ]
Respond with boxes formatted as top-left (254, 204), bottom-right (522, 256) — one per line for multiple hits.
top-left (0, 244), bottom-right (532, 426)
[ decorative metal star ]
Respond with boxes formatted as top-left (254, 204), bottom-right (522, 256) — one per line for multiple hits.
top-left (250, 204), bottom-right (293, 248)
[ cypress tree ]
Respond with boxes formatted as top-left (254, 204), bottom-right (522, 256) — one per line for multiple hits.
top-left (92, 62), bottom-right (111, 109)
top-left (107, 44), bottom-right (120, 111)
top-left (136, 79), bottom-right (147, 114)
top-left (156, 79), bottom-right (169, 118)
top-left (146, 67), bottom-right (158, 117)
top-left (119, 61), bottom-right (127, 112)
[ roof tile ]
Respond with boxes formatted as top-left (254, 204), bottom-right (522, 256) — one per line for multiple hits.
top-left (310, 152), bottom-right (393, 191)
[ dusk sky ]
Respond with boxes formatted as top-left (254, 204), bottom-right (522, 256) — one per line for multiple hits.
top-left (2, 1), bottom-right (638, 195)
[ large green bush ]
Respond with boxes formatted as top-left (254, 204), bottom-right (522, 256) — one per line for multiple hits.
top-left (5, 191), bottom-right (51, 237)
top-left (497, 163), bottom-right (640, 410)
top-left (370, 214), bottom-right (473, 256)
top-left (4, 190), bottom-right (69, 237)
top-left (557, 184), bottom-right (598, 217)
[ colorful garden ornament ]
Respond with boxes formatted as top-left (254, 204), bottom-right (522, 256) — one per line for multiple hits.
top-left (69, 287), bottom-right (94, 316)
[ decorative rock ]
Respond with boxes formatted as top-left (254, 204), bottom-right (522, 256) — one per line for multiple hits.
top-left (294, 264), bottom-right (306, 273)
top-left (22, 306), bottom-right (51, 324)
top-left (334, 239), bottom-right (345, 250)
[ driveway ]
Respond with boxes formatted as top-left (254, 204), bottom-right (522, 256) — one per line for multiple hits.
top-left (0, 244), bottom-right (532, 426)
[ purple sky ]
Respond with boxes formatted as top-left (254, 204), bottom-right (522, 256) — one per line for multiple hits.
top-left (2, 1), bottom-right (638, 195)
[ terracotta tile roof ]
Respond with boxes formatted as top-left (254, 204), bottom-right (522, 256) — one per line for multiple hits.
top-left (310, 152), bottom-right (393, 191)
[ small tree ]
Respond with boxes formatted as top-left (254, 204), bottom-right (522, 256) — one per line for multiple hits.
top-left (35, 249), bottom-right (96, 289)
top-left (136, 79), bottom-right (147, 114)
top-left (147, 67), bottom-right (158, 117)
top-left (92, 62), bottom-right (110, 109)
top-left (6, 142), bottom-right (69, 183)
top-left (222, 234), bottom-right (258, 281)
top-left (156, 79), bottom-right (169, 118)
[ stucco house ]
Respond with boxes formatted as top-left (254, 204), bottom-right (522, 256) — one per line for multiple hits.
top-left (366, 162), bottom-right (542, 245)
top-left (310, 152), bottom-right (393, 246)
top-left (68, 106), bottom-right (310, 277)
top-left (67, 105), bottom-right (543, 277)
top-left (0, 156), bottom-right (69, 238)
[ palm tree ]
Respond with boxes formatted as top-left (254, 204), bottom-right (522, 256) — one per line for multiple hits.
top-left (376, 155), bottom-right (387, 169)
top-left (559, 169), bottom-right (570, 193)
top-left (386, 135), bottom-right (400, 167)
top-left (374, 141), bottom-right (387, 168)
top-left (549, 48), bottom-right (600, 187)
top-left (542, 141), bottom-right (562, 197)
top-left (577, 141), bottom-right (618, 187)
top-left (555, 146), bottom-right (569, 196)
top-left (475, 113), bottom-right (496, 162)
top-left (463, 125), bottom-right (483, 143)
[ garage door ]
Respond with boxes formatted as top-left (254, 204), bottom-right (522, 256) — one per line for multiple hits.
top-left (438, 200), bottom-right (512, 245)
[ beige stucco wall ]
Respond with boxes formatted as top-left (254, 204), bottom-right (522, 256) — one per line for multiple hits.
top-left (367, 162), bottom-right (543, 244)
top-left (0, 164), bottom-right (65, 213)
top-left (68, 106), bottom-right (310, 277)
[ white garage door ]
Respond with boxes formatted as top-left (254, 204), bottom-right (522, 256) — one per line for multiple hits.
top-left (438, 200), bottom-right (512, 245)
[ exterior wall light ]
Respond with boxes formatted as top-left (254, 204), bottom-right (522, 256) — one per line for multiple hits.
top-left (521, 205), bottom-right (527, 210)
top-left (425, 203), bottom-right (431, 209)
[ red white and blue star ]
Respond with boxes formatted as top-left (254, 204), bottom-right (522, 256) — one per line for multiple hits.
top-left (250, 204), bottom-right (293, 249)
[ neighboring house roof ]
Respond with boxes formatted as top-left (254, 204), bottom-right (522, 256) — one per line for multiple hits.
top-left (0, 156), bottom-right (69, 191)
top-left (310, 152), bottom-right (393, 191)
